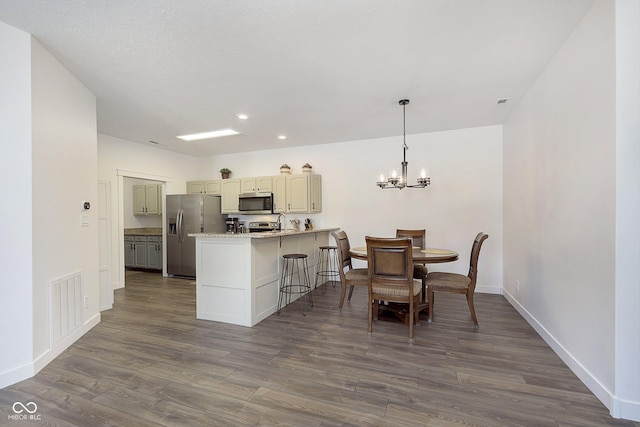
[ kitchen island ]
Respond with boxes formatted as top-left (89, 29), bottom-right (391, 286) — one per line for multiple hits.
top-left (190, 227), bottom-right (339, 327)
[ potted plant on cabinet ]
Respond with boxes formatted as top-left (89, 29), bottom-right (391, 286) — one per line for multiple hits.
top-left (220, 168), bottom-right (232, 179)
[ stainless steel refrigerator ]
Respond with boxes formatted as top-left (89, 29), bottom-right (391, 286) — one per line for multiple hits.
top-left (166, 194), bottom-right (227, 277)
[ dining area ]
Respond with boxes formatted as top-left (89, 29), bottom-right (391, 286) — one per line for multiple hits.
top-left (281, 227), bottom-right (489, 344)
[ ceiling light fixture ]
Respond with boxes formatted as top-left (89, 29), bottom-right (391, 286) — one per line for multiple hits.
top-left (176, 128), bottom-right (239, 141)
top-left (236, 113), bottom-right (249, 120)
top-left (277, 135), bottom-right (287, 140)
top-left (377, 99), bottom-right (430, 190)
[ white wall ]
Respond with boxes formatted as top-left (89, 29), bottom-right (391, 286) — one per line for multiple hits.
top-left (197, 125), bottom-right (504, 293)
top-left (503, 0), bottom-right (629, 416)
top-left (30, 38), bottom-right (100, 370)
top-left (98, 134), bottom-right (200, 289)
top-left (0, 24), bottom-right (100, 388)
top-left (0, 22), bottom-right (34, 388)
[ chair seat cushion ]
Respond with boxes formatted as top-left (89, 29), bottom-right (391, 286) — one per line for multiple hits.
top-left (425, 272), bottom-right (471, 291)
top-left (372, 279), bottom-right (422, 297)
top-left (413, 264), bottom-right (429, 279)
top-left (345, 268), bottom-right (368, 285)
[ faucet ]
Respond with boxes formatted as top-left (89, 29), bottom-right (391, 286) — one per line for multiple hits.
top-left (277, 213), bottom-right (286, 231)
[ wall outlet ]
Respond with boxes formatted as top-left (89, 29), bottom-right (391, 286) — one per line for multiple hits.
top-left (84, 296), bottom-right (89, 309)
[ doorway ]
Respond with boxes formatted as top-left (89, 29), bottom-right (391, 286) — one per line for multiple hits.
top-left (115, 170), bottom-right (171, 291)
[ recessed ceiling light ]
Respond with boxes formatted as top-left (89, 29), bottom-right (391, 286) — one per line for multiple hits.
top-left (236, 113), bottom-right (249, 120)
top-left (277, 135), bottom-right (287, 140)
top-left (176, 128), bottom-right (239, 141)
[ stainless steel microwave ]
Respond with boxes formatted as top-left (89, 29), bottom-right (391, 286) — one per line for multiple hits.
top-left (238, 192), bottom-right (274, 214)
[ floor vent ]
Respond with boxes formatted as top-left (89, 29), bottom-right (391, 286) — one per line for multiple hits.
top-left (49, 271), bottom-right (84, 348)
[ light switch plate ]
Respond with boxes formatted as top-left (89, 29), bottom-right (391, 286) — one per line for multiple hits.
top-left (81, 215), bottom-right (89, 227)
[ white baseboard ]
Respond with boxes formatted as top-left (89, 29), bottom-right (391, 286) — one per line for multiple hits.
top-left (0, 313), bottom-right (100, 389)
top-left (476, 284), bottom-right (502, 294)
top-left (502, 289), bottom-right (639, 421)
top-left (34, 312), bottom-right (100, 373)
top-left (0, 362), bottom-right (35, 390)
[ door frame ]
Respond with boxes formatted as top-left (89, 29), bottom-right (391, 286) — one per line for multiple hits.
top-left (116, 169), bottom-right (171, 288)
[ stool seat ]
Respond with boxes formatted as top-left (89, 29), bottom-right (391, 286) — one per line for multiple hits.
top-left (278, 253), bottom-right (313, 315)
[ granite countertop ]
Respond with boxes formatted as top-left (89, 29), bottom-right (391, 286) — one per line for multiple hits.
top-left (124, 227), bottom-right (163, 236)
top-left (189, 227), bottom-right (339, 239)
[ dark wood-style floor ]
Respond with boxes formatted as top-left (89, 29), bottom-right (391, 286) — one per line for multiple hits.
top-left (1, 271), bottom-right (637, 426)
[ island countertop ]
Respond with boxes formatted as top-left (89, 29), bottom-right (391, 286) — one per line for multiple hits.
top-left (189, 227), bottom-right (339, 239)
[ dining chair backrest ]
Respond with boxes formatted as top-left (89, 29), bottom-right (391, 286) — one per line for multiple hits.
top-left (467, 232), bottom-right (489, 292)
top-left (331, 230), bottom-right (353, 272)
top-left (366, 236), bottom-right (414, 286)
top-left (395, 229), bottom-right (426, 249)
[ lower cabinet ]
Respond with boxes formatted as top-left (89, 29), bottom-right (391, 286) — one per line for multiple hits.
top-left (146, 236), bottom-right (162, 270)
top-left (124, 235), bottom-right (162, 270)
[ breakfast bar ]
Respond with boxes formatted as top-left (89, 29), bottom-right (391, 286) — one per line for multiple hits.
top-left (190, 227), bottom-right (339, 327)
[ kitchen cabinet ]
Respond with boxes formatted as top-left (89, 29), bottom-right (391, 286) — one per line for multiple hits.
top-left (133, 236), bottom-right (148, 268)
top-left (240, 176), bottom-right (272, 193)
top-left (240, 178), bottom-right (256, 193)
top-left (124, 236), bottom-right (135, 267)
top-left (133, 184), bottom-right (162, 215)
top-left (124, 235), bottom-right (162, 270)
top-left (279, 174), bottom-right (322, 213)
top-left (309, 174), bottom-right (322, 213)
top-left (190, 173), bottom-right (321, 214)
top-left (221, 178), bottom-right (241, 213)
top-left (146, 236), bottom-right (162, 270)
top-left (286, 174), bottom-right (309, 213)
top-left (187, 180), bottom-right (221, 195)
top-left (256, 176), bottom-right (273, 192)
top-left (272, 175), bottom-right (286, 213)
top-left (241, 176), bottom-right (273, 193)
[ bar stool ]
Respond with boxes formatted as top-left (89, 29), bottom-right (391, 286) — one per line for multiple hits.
top-left (277, 253), bottom-right (313, 315)
top-left (315, 246), bottom-right (339, 294)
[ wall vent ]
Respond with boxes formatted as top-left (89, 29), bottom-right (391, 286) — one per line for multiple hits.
top-left (49, 271), bottom-right (84, 348)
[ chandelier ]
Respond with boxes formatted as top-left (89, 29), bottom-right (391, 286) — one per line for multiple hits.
top-left (377, 99), bottom-right (431, 189)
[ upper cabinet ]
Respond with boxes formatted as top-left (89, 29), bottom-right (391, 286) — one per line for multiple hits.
top-left (187, 180), bottom-right (221, 195)
top-left (240, 176), bottom-right (273, 193)
top-left (190, 173), bottom-right (321, 215)
top-left (276, 174), bottom-right (322, 214)
top-left (221, 178), bottom-right (241, 213)
top-left (133, 184), bottom-right (162, 215)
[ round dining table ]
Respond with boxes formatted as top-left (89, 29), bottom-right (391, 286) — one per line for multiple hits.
top-left (348, 246), bottom-right (459, 264)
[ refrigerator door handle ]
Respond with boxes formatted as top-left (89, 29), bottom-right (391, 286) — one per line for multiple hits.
top-left (177, 209), bottom-right (184, 242)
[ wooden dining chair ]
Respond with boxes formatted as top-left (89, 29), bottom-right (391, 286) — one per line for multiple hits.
top-left (424, 232), bottom-right (488, 327)
top-left (366, 236), bottom-right (422, 343)
top-left (396, 229), bottom-right (429, 302)
top-left (331, 231), bottom-right (368, 309)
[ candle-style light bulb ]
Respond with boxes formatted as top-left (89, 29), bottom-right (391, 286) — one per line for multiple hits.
top-left (390, 169), bottom-right (398, 179)
top-left (379, 173), bottom-right (385, 182)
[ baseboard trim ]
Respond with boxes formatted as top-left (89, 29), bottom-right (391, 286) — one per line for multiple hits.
top-left (0, 313), bottom-right (100, 389)
top-left (501, 289), bottom-right (637, 420)
top-left (476, 284), bottom-right (502, 294)
top-left (0, 362), bottom-right (35, 390)
top-left (34, 312), bottom-right (101, 373)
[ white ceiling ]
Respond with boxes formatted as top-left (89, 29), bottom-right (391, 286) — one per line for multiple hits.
top-left (0, 0), bottom-right (594, 157)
